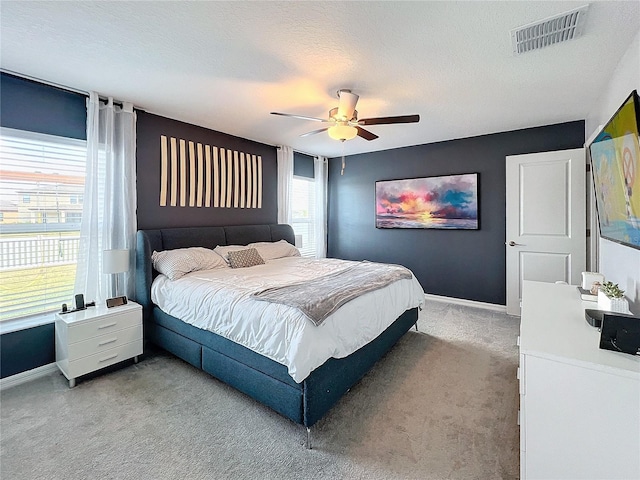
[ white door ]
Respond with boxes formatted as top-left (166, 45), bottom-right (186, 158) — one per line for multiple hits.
top-left (506, 148), bottom-right (586, 315)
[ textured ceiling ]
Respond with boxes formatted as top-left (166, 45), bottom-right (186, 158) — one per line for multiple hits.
top-left (1, 1), bottom-right (639, 157)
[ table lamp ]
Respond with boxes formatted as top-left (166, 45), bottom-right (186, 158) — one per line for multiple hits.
top-left (103, 249), bottom-right (129, 301)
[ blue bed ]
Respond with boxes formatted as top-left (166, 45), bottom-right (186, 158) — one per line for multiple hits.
top-left (135, 224), bottom-right (418, 438)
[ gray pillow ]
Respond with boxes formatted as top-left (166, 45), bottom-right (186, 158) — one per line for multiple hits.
top-left (227, 248), bottom-right (265, 269)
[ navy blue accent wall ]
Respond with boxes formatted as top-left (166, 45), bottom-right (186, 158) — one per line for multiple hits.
top-left (294, 152), bottom-right (314, 178)
top-left (0, 73), bottom-right (86, 140)
top-left (327, 121), bottom-right (585, 305)
top-left (0, 324), bottom-right (55, 378)
top-left (136, 111), bottom-right (277, 229)
top-left (0, 73), bottom-right (87, 379)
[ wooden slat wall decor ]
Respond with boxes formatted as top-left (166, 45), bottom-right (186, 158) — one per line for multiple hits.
top-left (159, 135), bottom-right (263, 208)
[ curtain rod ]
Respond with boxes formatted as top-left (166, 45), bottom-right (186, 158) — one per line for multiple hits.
top-left (2, 69), bottom-right (129, 109)
top-left (276, 145), bottom-right (327, 159)
top-left (1, 68), bottom-right (89, 96)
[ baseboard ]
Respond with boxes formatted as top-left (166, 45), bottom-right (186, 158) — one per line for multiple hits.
top-left (424, 293), bottom-right (507, 313)
top-left (0, 363), bottom-right (58, 391)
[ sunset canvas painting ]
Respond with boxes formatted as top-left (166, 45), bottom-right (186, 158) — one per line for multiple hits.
top-left (376, 173), bottom-right (478, 229)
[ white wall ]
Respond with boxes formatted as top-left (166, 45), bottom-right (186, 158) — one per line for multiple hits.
top-left (585, 30), bottom-right (640, 314)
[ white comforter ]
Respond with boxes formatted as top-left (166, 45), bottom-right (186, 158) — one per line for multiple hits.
top-left (151, 256), bottom-right (425, 382)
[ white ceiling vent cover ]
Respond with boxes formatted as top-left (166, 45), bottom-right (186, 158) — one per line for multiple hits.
top-left (511, 5), bottom-right (589, 55)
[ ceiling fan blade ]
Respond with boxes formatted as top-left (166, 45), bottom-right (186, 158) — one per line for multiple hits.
top-left (337, 90), bottom-right (359, 121)
top-left (356, 127), bottom-right (379, 141)
top-left (300, 127), bottom-right (329, 138)
top-left (358, 114), bottom-right (420, 126)
top-left (271, 112), bottom-right (329, 123)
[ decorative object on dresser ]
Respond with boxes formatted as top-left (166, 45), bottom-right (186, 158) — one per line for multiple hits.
top-left (579, 271), bottom-right (604, 300)
top-left (519, 281), bottom-right (639, 480)
top-left (597, 281), bottom-right (630, 313)
top-left (103, 249), bottom-right (129, 303)
top-left (55, 301), bottom-right (143, 388)
top-left (581, 271), bottom-right (605, 290)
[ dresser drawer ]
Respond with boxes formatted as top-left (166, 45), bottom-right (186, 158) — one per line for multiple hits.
top-left (68, 324), bottom-right (142, 361)
top-left (67, 311), bottom-right (140, 343)
top-left (66, 340), bottom-right (142, 378)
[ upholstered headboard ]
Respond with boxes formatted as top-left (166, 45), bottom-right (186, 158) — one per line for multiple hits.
top-left (135, 224), bottom-right (295, 321)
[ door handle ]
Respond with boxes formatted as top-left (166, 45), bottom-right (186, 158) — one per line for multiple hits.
top-left (507, 241), bottom-right (524, 247)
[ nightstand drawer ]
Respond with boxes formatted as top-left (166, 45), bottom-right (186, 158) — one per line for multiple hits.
top-left (68, 324), bottom-right (143, 360)
top-left (67, 311), bottom-right (140, 343)
top-left (67, 340), bottom-right (142, 379)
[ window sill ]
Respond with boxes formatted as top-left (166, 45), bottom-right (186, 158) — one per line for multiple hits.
top-left (0, 312), bottom-right (55, 335)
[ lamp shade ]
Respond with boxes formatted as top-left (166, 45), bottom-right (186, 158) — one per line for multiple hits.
top-left (328, 124), bottom-right (358, 141)
top-left (103, 249), bottom-right (129, 274)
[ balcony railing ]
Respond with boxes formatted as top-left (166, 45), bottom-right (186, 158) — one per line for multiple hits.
top-left (0, 235), bottom-right (79, 269)
top-left (0, 235), bottom-right (80, 321)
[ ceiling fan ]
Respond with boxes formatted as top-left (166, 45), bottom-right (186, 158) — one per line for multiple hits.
top-left (271, 89), bottom-right (420, 142)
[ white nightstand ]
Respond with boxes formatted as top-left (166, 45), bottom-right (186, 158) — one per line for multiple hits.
top-left (55, 301), bottom-right (143, 388)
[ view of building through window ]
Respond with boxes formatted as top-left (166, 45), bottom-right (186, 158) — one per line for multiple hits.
top-left (0, 128), bottom-right (86, 321)
top-left (291, 176), bottom-right (317, 257)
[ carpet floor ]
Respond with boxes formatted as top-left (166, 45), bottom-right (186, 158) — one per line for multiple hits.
top-left (1, 301), bottom-right (520, 479)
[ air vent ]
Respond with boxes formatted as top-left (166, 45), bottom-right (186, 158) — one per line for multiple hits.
top-left (511, 5), bottom-right (589, 55)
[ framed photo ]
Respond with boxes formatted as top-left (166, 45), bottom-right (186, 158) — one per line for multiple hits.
top-left (375, 173), bottom-right (479, 229)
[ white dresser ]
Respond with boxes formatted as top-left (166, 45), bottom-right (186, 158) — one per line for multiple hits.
top-left (519, 281), bottom-right (640, 480)
top-left (55, 301), bottom-right (143, 387)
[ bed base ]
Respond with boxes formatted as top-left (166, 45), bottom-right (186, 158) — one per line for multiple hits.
top-left (145, 305), bottom-right (417, 428)
top-left (136, 224), bottom-right (419, 430)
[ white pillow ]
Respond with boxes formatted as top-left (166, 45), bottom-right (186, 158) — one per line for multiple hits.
top-left (213, 245), bottom-right (251, 263)
top-left (249, 240), bottom-right (300, 260)
top-left (152, 247), bottom-right (228, 280)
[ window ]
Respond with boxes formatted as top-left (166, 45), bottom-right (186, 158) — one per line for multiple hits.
top-left (291, 176), bottom-right (317, 257)
top-left (0, 127), bottom-right (86, 321)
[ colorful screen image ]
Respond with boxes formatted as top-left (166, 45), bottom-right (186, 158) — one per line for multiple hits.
top-left (589, 90), bottom-right (640, 250)
top-left (375, 173), bottom-right (478, 229)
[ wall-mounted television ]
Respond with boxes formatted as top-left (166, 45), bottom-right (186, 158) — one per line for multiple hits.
top-left (588, 90), bottom-right (640, 250)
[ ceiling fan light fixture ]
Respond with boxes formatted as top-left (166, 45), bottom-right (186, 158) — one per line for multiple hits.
top-left (328, 124), bottom-right (358, 141)
top-left (271, 89), bottom-right (419, 142)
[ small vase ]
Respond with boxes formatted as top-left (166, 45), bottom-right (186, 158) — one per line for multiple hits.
top-left (597, 290), bottom-right (630, 313)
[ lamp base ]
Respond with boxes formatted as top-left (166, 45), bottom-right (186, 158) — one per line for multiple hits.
top-left (106, 295), bottom-right (128, 308)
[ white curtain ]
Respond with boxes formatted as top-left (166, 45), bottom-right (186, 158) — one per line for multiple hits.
top-left (314, 156), bottom-right (328, 258)
top-left (277, 145), bottom-right (293, 224)
top-left (75, 93), bottom-right (137, 303)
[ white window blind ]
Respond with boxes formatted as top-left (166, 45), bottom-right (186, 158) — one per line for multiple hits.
top-left (291, 176), bottom-right (317, 257)
top-left (0, 127), bottom-right (86, 321)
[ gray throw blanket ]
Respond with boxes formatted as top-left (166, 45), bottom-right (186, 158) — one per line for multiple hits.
top-left (251, 261), bottom-right (412, 326)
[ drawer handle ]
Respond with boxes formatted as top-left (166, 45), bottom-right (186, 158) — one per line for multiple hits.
top-left (98, 322), bottom-right (117, 330)
top-left (98, 337), bottom-right (118, 347)
top-left (99, 353), bottom-right (118, 363)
